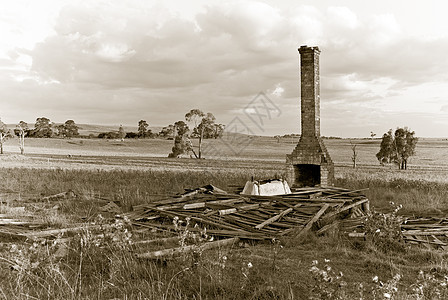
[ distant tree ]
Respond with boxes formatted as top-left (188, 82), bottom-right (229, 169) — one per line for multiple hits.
top-left (185, 109), bottom-right (217, 158)
top-left (0, 119), bottom-right (11, 154)
top-left (212, 123), bottom-right (225, 139)
top-left (168, 121), bottom-right (190, 158)
top-left (138, 120), bottom-right (149, 138)
top-left (55, 124), bottom-right (66, 137)
top-left (34, 117), bottom-right (53, 138)
top-left (158, 125), bottom-right (175, 138)
top-left (15, 121), bottom-right (28, 155)
top-left (118, 125), bottom-right (126, 141)
top-left (174, 120), bottom-right (189, 136)
top-left (376, 127), bottom-right (418, 170)
top-left (126, 132), bottom-right (138, 139)
top-left (274, 135), bottom-right (281, 143)
top-left (64, 120), bottom-right (79, 138)
top-left (376, 129), bottom-right (394, 165)
top-left (198, 113), bottom-right (216, 139)
top-left (370, 131), bottom-right (376, 139)
top-left (185, 109), bottom-right (205, 137)
top-left (99, 132), bottom-right (118, 139)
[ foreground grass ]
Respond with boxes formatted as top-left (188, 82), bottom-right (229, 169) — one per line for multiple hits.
top-left (336, 167), bottom-right (448, 215)
top-left (1, 166), bottom-right (448, 299)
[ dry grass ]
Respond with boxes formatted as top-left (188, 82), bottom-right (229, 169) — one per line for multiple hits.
top-left (1, 137), bottom-right (448, 299)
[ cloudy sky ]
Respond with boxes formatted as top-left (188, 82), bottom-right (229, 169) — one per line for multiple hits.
top-left (1, 0), bottom-right (448, 137)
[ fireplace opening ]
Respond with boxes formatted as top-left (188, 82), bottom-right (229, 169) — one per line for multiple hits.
top-left (294, 164), bottom-right (320, 187)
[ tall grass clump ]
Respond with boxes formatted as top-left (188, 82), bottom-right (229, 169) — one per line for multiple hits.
top-left (336, 167), bottom-right (448, 213)
top-left (0, 167), bottom-right (277, 210)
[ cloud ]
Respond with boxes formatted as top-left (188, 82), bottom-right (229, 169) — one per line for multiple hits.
top-left (0, 0), bottom-right (447, 137)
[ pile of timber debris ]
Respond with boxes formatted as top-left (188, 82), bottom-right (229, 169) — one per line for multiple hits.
top-left (400, 218), bottom-right (448, 250)
top-left (5, 185), bottom-right (448, 259)
top-left (123, 185), bottom-right (370, 241)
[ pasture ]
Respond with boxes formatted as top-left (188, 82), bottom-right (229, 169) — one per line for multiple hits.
top-left (1, 136), bottom-right (448, 299)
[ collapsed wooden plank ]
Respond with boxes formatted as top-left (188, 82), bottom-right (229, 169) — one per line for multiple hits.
top-left (219, 208), bottom-right (237, 216)
top-left (25, 224), bottom-right (113, 239)
top-left (137, 237), bottom-right (239, 259)
top-left (294, 204), bottom-right (330, 239)
top-left (40, 190), bottom-right (77, 201)
top-left (402, 231), bottom-right (448, 236)
top-left (255, 203), bottom-right (303, 230)
top-left (321, 199), bottom-right (369, 221)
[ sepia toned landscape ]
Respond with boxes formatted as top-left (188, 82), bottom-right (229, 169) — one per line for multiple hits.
top-left (2, 0), bottom-right (448, 299)
top-left (1, 133), bottom-right (448, 299)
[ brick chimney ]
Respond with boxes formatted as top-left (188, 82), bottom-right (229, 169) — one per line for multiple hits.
top-left (285, 45), bottom-right (334, 187)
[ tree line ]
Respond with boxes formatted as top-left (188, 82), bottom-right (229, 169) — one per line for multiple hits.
top-left (0, 115), bottom-right (419, 169)
top-left (0, 111), bottom-right (225, 157)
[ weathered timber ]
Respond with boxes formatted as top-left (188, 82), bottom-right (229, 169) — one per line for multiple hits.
top-left (25, 224), bottom-right (113, 239)
top-left (137, 237), bottom-right (239, 259)
top-left (321, 199), bottom-right (369, 221)
top-left (294, 204), bottom-right (330, 239)
top-left (255, 203), bottom-right (303, 230)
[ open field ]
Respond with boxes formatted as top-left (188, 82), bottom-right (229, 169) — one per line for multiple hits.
top-left (1, 136), bottom-right (448, 299)
top-left (2, 136), bottom-right (448, 170)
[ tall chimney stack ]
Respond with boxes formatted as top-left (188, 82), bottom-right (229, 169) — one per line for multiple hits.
top-left (299, 46), bottom-right (320, 139)
top-left (285, 45), bottom-right (334, 187)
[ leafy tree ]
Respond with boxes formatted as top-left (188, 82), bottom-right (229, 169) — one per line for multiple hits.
top-left (55, 120), bottom-right (78, 138)
top-left (158, 125), bottom-right (175, 139)
top-left (376, 129), bottom-right (394, 165)
top-left (126, 132), bottom-right (138, 139)
top-left (55, 124), bottom-right (66, 137)
top-left (118, 125), bottom-right (126, 141)
top-left (198, 113), bottom-right (216, 138)
top-left (64, 120), bottom-right (79, 138)
top-left (394, 127), bottom-right (418, 170)
top-left (98, 132), bottom-right (120, 139)
top-left (174, 120), bottom-right (189, 136)
top-left (138, 120), bottom-right (149, 138)
top-left (34, 117), bottom-right (53, 138)
top-left (168, 121), bottom-right (190, 158)
top-left (185, 109), bottom-right (218, 158)
top-left (376, 127), bottom-right (418, 170)
top-left (185, 109), bottom-right (205, 136)
top-left (0, 119), bottom-right (12, 154)
top-left (212, 123), bottom-right (225, 139)
top-left (15, 121), bottom-right (28, 154)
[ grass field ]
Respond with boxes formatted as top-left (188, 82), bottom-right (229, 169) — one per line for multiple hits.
top-left (1, 136), bottom-right (448, 299)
